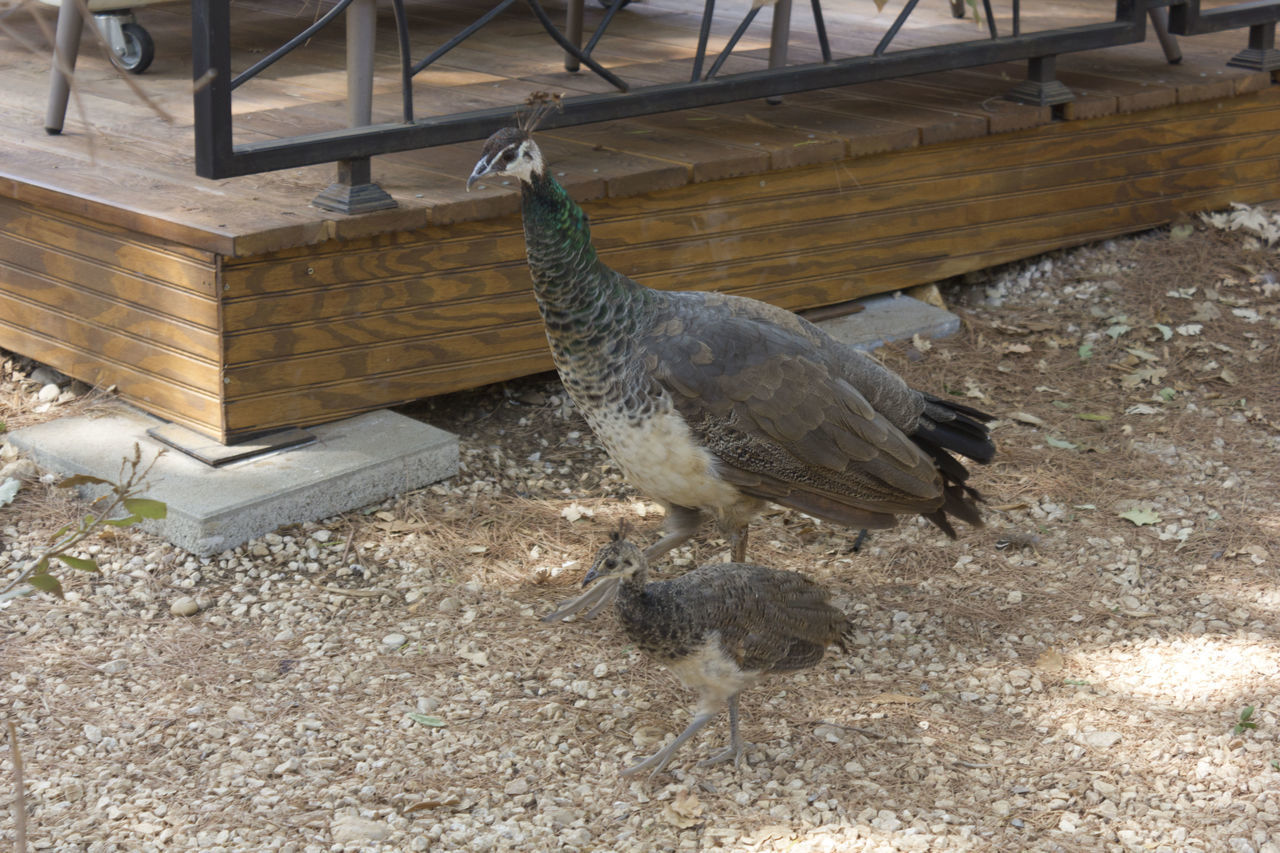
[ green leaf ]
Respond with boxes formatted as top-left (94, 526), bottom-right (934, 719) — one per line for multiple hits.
top-left (408, 714), bottom-right (447, 727)
top-left (1119, 507), bottom-right (1161, 526)
top-left (1078, 343), bottom-right (1094, 361)
top-left (1051, 400), bottom-right (1073, 410)
top-left (57, 474), bottom-right (110, 489)
top-left (1158, 387), bottom-right (1177, 402)
top-left (1106, 324), bottom-right (1130, 340)
top-left (1153, 324), bottom-right (1173, 341)
top-left (53, 553), bottom-right (100, 573)
top-left (1046, 436), bottom-right (1078, 450)
top-left (28, 572), bottom-right (64, 599)
top-left (123, 498), bottom-right (167, 519)
top-left (1077, 413), bottom-right (1112, 422)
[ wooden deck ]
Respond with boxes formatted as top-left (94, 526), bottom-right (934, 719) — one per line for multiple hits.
top-left (1, 0), bottom-right (1277, 442)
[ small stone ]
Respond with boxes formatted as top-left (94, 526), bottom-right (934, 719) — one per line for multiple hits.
top-left (382, 633), bottom-right (407, 649)
top-left (273, 757), bottom-right (300, 775)
top-left (503, 778), bottom-right (530, 796)
top-left (170, 596), bottom-right (201, 617)
top-left (1006, 590), bottom-right (1023, 605)
top-left (312, 529), bottom-right (332, 543)
top-left (1079, 731), bottom-right (1122, 748)
top-left (592, 663), bottom-right (609, 678)
top-left (29, 366), bottom-right (64, 386)
top-left (83, 724), bottom-right (103, 744)
top-left (98, 659), bottom-right (129, 675)
top-left (36, 383), bottom-right (61, 403)
top-left (0, 459), bottom-right (37, 481)
top-left (227, 705), bottom-right (250, 722)
top-left (330, 813), bottom-right (389, 844)
top-left (437, 596), bottom-right (460, 613)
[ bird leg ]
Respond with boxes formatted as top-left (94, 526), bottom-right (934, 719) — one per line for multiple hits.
top-left (729, 526), bottom-right (748, 563)
top-left (621, 711), bottom-right (717, 779)
top-left (697, 693), bottom-right (745, 767)
top-left (641, 505), bottom-right (704, 563)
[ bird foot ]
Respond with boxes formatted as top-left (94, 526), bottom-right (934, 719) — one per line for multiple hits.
top-left (697, 742), bottom-right (748, 769)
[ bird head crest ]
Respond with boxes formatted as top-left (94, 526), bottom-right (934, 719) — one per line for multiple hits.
top-left (518, 91), bottom-right (564, 135)
top-left (610, 518), bottom-right (631, 544)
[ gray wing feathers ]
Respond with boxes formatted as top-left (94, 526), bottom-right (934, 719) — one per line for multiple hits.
top-left (642, 291), bottom-right (947, 522)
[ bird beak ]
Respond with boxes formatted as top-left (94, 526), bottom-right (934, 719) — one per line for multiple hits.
top-left (581, 567), bottom-right (599, 587)
top-left (466, 159), bottom-right (491, 192)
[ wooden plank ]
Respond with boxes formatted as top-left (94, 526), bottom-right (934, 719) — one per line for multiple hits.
top-left (544, 118), bottom-right (773, 183)
top-left (0, 320), bottom-right (223, 435)
top-left (224, 320), bottom-right (550, 397)
top-left (0, 263), bottom-right (220, 361)
top-left (221, 347), bottom-right (556, 439)
top-left (0, 201), bottom-right (218, 293)
top-left (0, 231), bottom-right (220, 329)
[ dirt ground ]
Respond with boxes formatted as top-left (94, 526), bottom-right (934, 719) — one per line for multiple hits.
top-left (2, 204), bottom-right (1279, 852)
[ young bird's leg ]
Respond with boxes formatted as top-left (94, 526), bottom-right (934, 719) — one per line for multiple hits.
top-left (621, 711), bottom-right (716, 779)
top-left (728, 526), bottom-right (748, 563)
top-left (698, 694), bottom-right (745, 767)
top-left (641, 505), bottom-right (704, 563)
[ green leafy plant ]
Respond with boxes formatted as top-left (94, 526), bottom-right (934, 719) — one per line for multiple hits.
top-left (1233, 706), bottom-right (1258, 735)
top-left (0, 444), bottom-right (166, 602)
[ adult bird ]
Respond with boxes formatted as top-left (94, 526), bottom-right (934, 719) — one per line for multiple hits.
top-left (469, 103), bottom-right (995, 616)
top-left (569, 530), bottom-right (853, 778)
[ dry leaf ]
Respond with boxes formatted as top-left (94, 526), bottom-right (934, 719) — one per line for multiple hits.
top-left (1119, 508), bottom-right (1161, 527)
top-left (663, 790), bottom-right (704, 828)
top-left (912, 333), bottom-right (933, 352)
top-left (1120, 366), bottom-right (1167, 388)
top-left (1190, 301), bottom-right (1223, 322)
top-left (1009, 411), bottom-right (1045, 427)
top-left (868, 692), bottom-right (923, 705)
top-left (1035, 648), bottom-right (1065, 673)
top-left (560, 502), bottom-right (595, 522)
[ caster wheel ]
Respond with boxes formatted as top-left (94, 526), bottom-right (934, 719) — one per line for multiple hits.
top-left (112, 22), bottom-right (155, 74)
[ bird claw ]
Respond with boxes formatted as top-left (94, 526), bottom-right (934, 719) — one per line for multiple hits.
top-left (697, 743), bottom-right (746, 768)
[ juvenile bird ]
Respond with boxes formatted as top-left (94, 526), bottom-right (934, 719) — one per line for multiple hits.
top-left (570, 532), bottom-right (853, 778)
top-left (470, 106), bottom-right (994, 617)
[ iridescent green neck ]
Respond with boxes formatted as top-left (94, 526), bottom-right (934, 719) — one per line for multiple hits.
top-left (520, 172), bottom-right (647, 342)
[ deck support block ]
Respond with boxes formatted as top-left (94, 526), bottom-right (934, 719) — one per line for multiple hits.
top-left (313, 158), bottom-right (397, 215)
top-left (1227, 21), bottom-right (1280, 71)
top-left (1005, 55), bottom-right (1074, 106)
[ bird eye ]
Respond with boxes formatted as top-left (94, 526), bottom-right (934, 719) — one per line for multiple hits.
top-left (604, 559), bottom-right (616, 570)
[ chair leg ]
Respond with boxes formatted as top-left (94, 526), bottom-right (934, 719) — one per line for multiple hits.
top-left (1148, 6), bottom-right (1182, 65)
top-left (565, 0), bottom-right (584, 71)
top-left (46, 0), bottom-right (85, 134)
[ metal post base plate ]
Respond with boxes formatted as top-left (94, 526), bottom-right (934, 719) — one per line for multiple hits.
top-left (312, 180), bottom-right (397, 214)
top-left (1005, 77), bottom-right (1075, 106)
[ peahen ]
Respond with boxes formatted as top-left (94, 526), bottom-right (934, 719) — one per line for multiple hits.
top-left (469, 107), bottom-right (994, 619)
top-left (568, 530), bottom-right (854, 778)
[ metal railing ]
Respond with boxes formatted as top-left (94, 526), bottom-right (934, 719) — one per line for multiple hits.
top-left (190, 0), bottom-right (1280, 211)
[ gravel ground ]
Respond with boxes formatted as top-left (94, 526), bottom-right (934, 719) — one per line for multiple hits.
top-left (2, 204), bottom-right (1279, 852)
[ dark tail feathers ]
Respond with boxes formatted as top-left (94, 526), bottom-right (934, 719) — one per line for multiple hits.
top-left (912, 393), bottom-right (996, 538)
